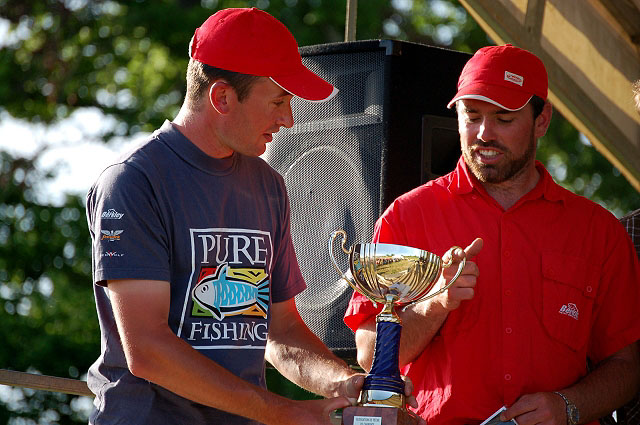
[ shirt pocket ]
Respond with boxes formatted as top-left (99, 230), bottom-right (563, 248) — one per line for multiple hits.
top-left (541, 253), bottom-right (599, 352)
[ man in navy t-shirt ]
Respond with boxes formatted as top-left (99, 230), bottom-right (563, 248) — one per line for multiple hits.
top-left (86, 8), bottom-right (419, 425)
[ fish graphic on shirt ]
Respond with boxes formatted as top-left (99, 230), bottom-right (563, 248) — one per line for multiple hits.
top-left (192, 264), bottom-right (269, 321)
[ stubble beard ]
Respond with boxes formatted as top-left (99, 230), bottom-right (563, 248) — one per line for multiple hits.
top-left (463, 130), bottom-right (537, 184)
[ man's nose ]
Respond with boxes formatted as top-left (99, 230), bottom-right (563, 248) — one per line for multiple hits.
top-left (477, 118), bottom-right (496, 141)
top-left (277, 102), bottom-right (294, 129)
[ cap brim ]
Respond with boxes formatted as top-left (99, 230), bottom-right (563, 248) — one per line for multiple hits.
top-left (447, 83), bottom-right (532, 111)
top-left (271, 66), bottom-right (338, 103)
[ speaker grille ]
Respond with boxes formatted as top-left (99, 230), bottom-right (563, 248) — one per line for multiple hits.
top-left (263, 40), bottom-right (469, 359)
top-left (264, 48), bottom-right (386, 357)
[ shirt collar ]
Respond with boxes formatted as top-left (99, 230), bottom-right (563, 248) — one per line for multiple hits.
top-left (448, 156), bottom-right (566, 204)
top-left (155, 120), bottom-right (238, 176)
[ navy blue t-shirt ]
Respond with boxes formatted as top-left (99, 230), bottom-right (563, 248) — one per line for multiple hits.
top-left (86, 121), bottom-right (306, 424)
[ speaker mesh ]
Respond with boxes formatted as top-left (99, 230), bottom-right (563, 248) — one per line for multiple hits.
top-left (263, 48), bottom-right (385, 357)
top-left (263, 41), bottom-right (469, 359)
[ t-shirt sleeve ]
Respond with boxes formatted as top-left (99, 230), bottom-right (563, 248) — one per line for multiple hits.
top-left (86, 163), bottom-right (170, 285)
top-left (268, 180), bottom-right (306, 303)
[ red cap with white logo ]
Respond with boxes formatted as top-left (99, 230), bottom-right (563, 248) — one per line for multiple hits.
top-left (447, 44), bottom-right (548, 111)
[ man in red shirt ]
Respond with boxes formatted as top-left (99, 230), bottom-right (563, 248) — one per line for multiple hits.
top-left (344, 44), bottom-right (640, 425)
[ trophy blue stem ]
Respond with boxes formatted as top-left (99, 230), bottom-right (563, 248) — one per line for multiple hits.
top-left (363, 320), bottom-right (404, 394)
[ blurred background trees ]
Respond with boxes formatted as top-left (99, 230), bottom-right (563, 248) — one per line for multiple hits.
top-left (0, 0), bottom-right (638, 423)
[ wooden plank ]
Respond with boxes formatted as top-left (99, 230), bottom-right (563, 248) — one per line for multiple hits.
top-left (0, 369), bottom-right (93, 397)
top-left (345, 0), bottom-right (358, 42)
top-left (598, 0), bottom-right (640, 44)
top-left (524, 0), bottom-right (546, 40)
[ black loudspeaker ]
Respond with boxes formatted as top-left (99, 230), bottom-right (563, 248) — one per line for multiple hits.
top-left (262, 40), bottom-right (470, 360)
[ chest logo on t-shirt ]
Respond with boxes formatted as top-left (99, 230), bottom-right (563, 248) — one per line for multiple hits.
top-left (191, 264), bottom-right (269, 320)
top-left (177, 228), bottom-right (273, 349)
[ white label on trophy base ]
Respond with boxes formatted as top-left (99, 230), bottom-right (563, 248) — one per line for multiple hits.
top-left (353, 416), bottom-right (382, 425)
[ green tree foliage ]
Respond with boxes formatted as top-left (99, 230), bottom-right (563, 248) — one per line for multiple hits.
top-left (536, 116), bottom-right (639, 216)
top-left (0, 151), bottom-right (97, 423)
top-left (0, 0), bottom-right (637, 423)
top-left (0, 0), bottom-right (395, 137)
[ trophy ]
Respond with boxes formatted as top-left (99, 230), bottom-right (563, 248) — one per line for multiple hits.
top-left (329, 230), bottom-right (466, 425)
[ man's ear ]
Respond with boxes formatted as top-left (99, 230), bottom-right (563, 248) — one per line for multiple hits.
top-left (534, 101), bottom-right (553, 139)
top-left (209, 81), bottom-right (234, 114)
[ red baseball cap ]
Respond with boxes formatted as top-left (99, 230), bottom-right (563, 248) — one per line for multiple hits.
top-left (189, 7), bottom-right (338, 103)
top-left (447, 44), bottom-right (548, 111)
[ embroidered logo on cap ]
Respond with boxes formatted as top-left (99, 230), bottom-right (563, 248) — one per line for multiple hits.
top-left (559, 302), bottom-right (579, 320)
top-left (504, 71), bottom-right (524, 86)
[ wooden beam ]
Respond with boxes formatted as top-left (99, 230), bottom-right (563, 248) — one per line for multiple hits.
top-left (345, 0), bottom-right (358, 42)
top-left (524, 0), bottom-right (546, 40)
top-left (0, 369), bottom-right (93, 397)
top-left (598, 0), bottom-right (640, 45)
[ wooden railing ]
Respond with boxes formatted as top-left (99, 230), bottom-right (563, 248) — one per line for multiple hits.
top-left (0, 369), bottom-right (93, 397)
top-left (0, 369), bottom-right (343, 423)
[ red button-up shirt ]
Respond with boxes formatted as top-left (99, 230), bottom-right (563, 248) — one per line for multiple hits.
top-left (344, 158), bottom-right (640, 425)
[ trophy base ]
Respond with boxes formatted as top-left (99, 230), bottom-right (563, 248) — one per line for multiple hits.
top-left (341, 406), bottom-right (421, 425)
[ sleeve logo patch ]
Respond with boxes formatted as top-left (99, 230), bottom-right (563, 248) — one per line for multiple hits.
top-left (101, 209), bottom-right (124, 219)
top-left (100, 230), bottom-right (123, 242)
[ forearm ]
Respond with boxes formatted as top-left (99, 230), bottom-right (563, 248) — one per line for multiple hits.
top-left (355, 299), bottom-right (450, 371)
top-left (561, 342), bottom-right (640, 423)
top-left (266, 323), bottom-right (356, 398)
top-left (129, 326), bottom-right (294, 424)
top-left (398, 299), bottom-right (450, 366)
top-left (356, 240), bottom-right (481, 370)
top-left (109, 279), bottom-right (297, 424)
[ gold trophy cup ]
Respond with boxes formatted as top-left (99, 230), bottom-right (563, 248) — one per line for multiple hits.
top-left (329, 230), bottom-right (466, 425)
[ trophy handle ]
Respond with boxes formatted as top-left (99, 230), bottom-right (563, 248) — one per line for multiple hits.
top-left (329, 230), bottom-right (380, 308)
top-left (329, 229), bottom-right (353, 279)
top-left (412, 246), bottom-right (466, 304)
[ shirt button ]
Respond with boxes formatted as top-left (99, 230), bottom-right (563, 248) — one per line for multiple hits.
top-left (504, 250), bottom-right (511, 258)
top-left (505, 327), bottom-right (513, 334)
top-left (504, 289), bottom-right (512, 296)
top-left (504, 374), bottom-right (512, 381)
top-left (586, 286), bottom-right (593, 293)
